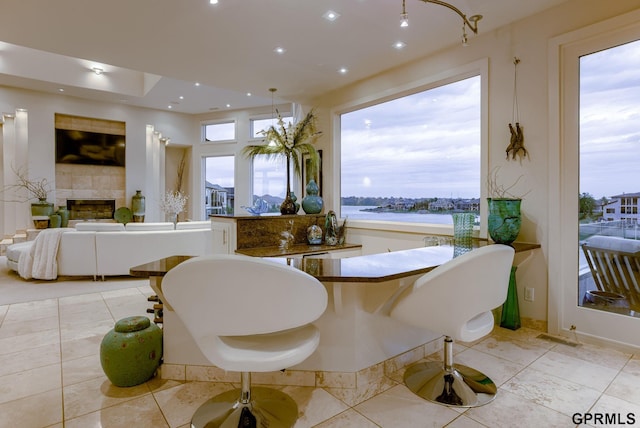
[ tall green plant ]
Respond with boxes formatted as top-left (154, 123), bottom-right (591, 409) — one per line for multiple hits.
top-left (242, 109), bottom-right (321, 188)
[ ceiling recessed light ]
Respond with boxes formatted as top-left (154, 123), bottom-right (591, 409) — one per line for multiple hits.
top-left (338, 67), bottom-right (348, 74)
top-left (168, 105), bottom-right (173, 109)
top-left (91, 67), bottom-right (104, 75)
top-left (209, 0), bottom-right (219, 4)
top-left (274, 47), bottom-right (286, 54)
top-left (246, 92), bottom-right (252, 97)
top-left (393, 41), bottom-right (407, 50)
top-left (179, 96), bottom-right (184, 100)
top-left (226, 103), bottom-right (231, 108)
top-left (58, 88), bottom-right (64, 92)
top-left (323, 10), bottom-right (340, 21)
top-left (195, 82), bottom-right (201, 86)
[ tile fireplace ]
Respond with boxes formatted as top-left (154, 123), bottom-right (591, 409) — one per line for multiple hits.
top-left (67, 199), bottom-right (115, 220)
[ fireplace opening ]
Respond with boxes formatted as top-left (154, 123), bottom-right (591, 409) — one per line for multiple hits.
top-left (67, 199), bottom-right (116, 220)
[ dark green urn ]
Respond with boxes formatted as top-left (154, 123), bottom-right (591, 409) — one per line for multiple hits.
top-left (100, 316), bottom-right (162, 387)
top-left (487, 198), bottom-right (521, 245)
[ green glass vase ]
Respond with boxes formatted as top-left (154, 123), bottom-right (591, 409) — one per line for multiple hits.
top-left (500, 266), bottom-right (521, 330)
top-left (487, 198), bottom-right (521, 244)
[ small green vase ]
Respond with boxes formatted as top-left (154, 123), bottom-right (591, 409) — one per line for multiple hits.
top-left (57, 207), bottom-right (69, 227)
top-left (100, 316), bottom-right (162, 387)
top-left (48, 213), bottom-right (61, 228)
top-left (487, 198), bottom-right (521, 244)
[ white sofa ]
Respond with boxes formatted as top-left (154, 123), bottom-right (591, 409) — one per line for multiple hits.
top-left (6, 221), bottom-right (213, 280)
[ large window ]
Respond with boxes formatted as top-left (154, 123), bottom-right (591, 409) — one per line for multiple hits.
top-left (252, 155), bottom-right (287, 213)
top-left (340, 75), bottom-right (481, 224)
top-left (204, 155), bottom-right (234, 216)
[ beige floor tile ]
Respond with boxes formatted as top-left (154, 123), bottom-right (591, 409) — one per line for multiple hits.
top-left (64, 394), bottom-right (169, 428)
top-left (446, 414), bottom-right (492, 427)
top-left (152, 380), bottom-right (235, 428)
top-left (501, 366), bottom-right (600, 416)
top-left (464, 389), bottom-right (573, 427)
top-left (0, 313), bottom-right (59, 338)
top-left (314, 409), bottom-right (379, 427)
top-left (623, 355), bottom-right (640, 376)
top-left (283, 386), bottom-right (349, 427)
top-left (59, 318), bottom-right (114, 342)
top-left (0, 326), bottom-right (61, 356)
top-left (472, 335), bottom-right (549, 366)
top-left (528, 349), bottom-right (620, 392)
top-left (605, 371), bottom-right (640, 407)
top-left (0, 363), bottom-right (61, 405)
top-left (353, 384), bottom-right (460, 427)
top-left (61, 334), bottom-right (103, 361)
top-left (589, 394), bottom-right (640, 425)
top-left (0, 389), bottom-right (62, 428)
top-left (453, 347), bottom-right (525, 387)
top-left (62, 353), bottom-right (105, 386)
top-left (0, 342), bottom-right (60, 377)
top-left (63, 375), bottom-right (151, 420)
top-left (552, 340), bottom-right (632, 371)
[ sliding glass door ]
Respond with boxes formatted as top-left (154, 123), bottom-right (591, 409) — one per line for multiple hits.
top-left (554, 15), bottom-right (640, 349)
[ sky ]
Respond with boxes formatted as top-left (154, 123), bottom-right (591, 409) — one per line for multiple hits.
top-left (579, 39), bottom-right (640, 199)
top-left (205, 38), bottom-right (640, 201)
top-left (340, 76), bottom-right (481, 199)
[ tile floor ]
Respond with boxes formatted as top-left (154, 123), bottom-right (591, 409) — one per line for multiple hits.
top-left (1, 278), bottom-right (640, 427)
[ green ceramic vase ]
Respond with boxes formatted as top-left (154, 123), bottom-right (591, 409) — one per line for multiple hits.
top-left (57, 207), bottom-right (69, 227)
top-left (100, 316), bottom-right (162, 387)
top-left (302, 179), bottom-right (324, 214)
top-left (487, 198), bottom-right (521, 245)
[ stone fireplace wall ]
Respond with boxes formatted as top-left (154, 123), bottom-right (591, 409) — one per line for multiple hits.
top-left (54, 114), bottom-right (126, 211)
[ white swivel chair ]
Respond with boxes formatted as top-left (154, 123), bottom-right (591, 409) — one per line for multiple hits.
top-left (387, 244), bottom-right (515, 407)
top-left (162, 254), bottom-right (328, 428)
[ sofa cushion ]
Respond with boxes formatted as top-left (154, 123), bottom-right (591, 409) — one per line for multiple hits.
top-left (6, 241), bottom-right (33, 265)
top-left (176, 221), bottom-right (211, 230)
top-left (125, 222), bottom-right (175, 231)
top-left (75, 222), bottom-right (125, 232)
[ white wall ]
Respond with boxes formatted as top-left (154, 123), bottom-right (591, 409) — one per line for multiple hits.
top-left (0, 86), bottom-right (198, 229)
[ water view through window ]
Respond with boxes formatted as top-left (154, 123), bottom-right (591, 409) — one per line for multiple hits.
top-left (340, 75), bottom-right (481, 224)
top-left (578, 39), bottom-right (640, 315)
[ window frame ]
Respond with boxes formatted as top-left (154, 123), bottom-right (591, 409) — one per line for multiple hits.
top-left (201, 119), bottom-right (237, 144)
top-left (249, 111), bottom-right (293, 141)
top-left (331, 59), bottom-right (489, 237)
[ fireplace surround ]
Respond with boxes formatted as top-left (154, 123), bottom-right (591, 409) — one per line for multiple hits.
top-left (67, 199), bottom-right (116, 220)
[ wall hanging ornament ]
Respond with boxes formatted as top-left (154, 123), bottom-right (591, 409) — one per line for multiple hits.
top-left (506, 57), bottom-right (529, 161)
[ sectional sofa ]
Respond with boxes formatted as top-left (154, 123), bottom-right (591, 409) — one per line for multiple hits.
top-left (6, 221), bottom-right (213, 280)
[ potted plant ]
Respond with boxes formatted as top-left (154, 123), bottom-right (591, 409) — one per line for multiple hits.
top-left (242, 109), bottom-right (321, 215)
top-left (159, 190), bottom-right (188, 225)
top-left (486, 166), bottom-right (529, 245)
top-left (2, 165), bottom-right (54, 218)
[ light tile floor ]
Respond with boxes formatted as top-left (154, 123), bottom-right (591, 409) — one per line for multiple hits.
top-left (1, 280), bottom-right (640, 427)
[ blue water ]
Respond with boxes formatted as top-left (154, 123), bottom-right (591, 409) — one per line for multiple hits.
top-left (340, 205), bottom-right (453, 224)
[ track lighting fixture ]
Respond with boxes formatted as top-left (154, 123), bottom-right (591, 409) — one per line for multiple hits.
top-left (401, 0), bottom-right (483, 46)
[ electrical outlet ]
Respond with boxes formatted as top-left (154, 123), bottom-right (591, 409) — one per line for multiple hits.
top-left (524, 287), bottom-right (534, 302)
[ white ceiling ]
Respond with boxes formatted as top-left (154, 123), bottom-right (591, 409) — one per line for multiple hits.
top-left (0, 0), bottom-right (568, 114)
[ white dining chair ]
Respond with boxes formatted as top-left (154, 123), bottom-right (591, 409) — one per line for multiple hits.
top-left (386, 244), bottom-right (515, 407)
top-left (162, 254), bottom-right (328, 428)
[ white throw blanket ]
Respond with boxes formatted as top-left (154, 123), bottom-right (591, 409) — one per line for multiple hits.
top-left (18, 228), bottom-right (72, 280)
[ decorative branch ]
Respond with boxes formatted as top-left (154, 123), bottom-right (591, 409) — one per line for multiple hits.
top-left (1, 165), bottom-right (51, 202)
top-left (487, 166), bottom-right (530, 199)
